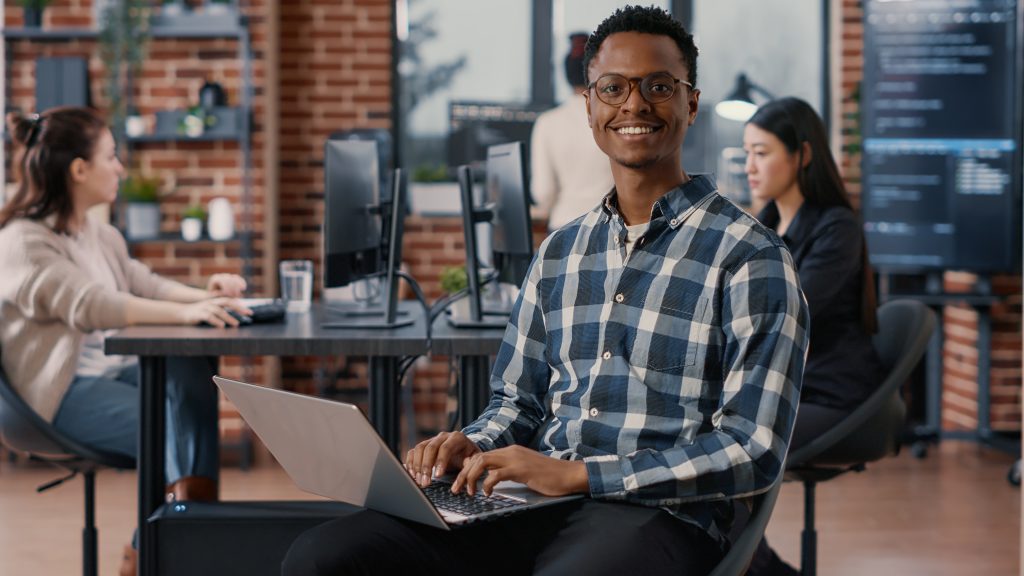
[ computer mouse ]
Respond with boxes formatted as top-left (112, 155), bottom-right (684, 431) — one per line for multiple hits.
top-left (200, 309), bottom-right (252, 327)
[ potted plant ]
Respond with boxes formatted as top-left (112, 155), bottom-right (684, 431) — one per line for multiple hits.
top-left (120, 173), bottom-right (162, 240)
top-left (179, 105), bottom-right (217, 138)
top-left (99, 0), bottom-right (150, 153)
top-left (181, 204), bottom-right (206, 241)
top-left (439, 265), bottom-right (471, 320)
top-left (20, 0), bottom-right (51, 28)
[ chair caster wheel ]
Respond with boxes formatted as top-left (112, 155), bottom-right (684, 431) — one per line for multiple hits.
top-left (910, 442), bottom-right (928, 459)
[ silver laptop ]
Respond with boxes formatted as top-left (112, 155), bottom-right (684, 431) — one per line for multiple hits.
top-left (213, 376), bottom-right (582, 530)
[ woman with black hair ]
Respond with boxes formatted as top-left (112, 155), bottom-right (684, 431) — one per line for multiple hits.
top-left (744, 96), bottom-right (883, 575)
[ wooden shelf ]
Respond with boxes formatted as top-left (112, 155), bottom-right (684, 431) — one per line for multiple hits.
top-left (1, 28), bottom-right (99, 41)
top-left (128, 132), bottom-right (244, 143)
top-left (125, 232), bottom-right (243, 245)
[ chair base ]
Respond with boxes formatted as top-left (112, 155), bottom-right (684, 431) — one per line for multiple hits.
top-left (800, 480), bottom-right (816, 576)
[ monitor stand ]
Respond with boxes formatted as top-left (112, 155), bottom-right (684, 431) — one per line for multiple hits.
top-left (321, 302), bottom-right (414, 329)
top-left (445, 309), bottom-right (510, 329)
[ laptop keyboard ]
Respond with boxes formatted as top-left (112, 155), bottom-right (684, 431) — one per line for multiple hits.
top-left (423, 481), bottom-right (523, 516)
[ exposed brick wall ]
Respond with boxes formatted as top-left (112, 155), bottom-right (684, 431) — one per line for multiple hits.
top-left (4, 0), bottom-right (271, 454)
top-left (837, 0), bottom-right (1022, 433)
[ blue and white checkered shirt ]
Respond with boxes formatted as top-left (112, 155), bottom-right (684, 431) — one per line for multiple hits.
top-left (463, 175), bottom-right (809, 541)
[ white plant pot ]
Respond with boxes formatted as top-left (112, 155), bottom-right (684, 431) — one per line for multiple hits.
top-left (449, 298), bottom-right (471, 321)
top-left (125, 203), bottom-right (160, 240)
top-left (181, 218), bottom-right (203, 241)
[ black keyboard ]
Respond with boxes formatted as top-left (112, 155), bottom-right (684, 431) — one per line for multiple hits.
top-left (423, 481), bottom-right (524, 516)
top-left (202, 300), bottom-right (286, 327)
top-left (244, 300), bottom-right (287, 324)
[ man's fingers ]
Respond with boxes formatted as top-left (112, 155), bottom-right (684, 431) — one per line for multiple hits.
top-left (462, 454), bottom-right (489, 496)
top-left (481, 467), bottom-right (504, 496)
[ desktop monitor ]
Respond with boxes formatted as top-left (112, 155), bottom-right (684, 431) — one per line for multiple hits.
top-left (322, 139), bottom-right (411, 329)
top-left (448, 101), bottom-right (547, 175)
top-left (323, 139), bottom-right (383, 289)
top-left (452, 142), bottom-right (534, 328)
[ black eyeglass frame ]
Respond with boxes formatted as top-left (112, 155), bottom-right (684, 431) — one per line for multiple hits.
top-left (586, 72), bottom-right (694, 106)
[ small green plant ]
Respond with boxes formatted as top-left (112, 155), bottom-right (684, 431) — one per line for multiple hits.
top-left (182, 204), bottom-right (206, 220)
top-left (120, 173), bottom-right (161, 203)
top-left (412, 163), bottom-right (450, 183)
top-left (179, 106), bottom-right (218, 137)
top-left (18, 0), bottom-right (52, 8)
top-left (439, 265), bottom-right (468, 294)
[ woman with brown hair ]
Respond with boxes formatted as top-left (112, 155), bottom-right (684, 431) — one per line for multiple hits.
top-left (0, 107), bottom-right (250, 573)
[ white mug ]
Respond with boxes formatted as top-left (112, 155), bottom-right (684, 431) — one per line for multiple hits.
top-left (207, 198), bottom-right (234, 241)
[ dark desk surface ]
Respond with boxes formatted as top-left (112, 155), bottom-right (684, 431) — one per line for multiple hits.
top-left (106, 302), bottom-right (430, 357)
top-left (429, 314), bottom-right (506, 356)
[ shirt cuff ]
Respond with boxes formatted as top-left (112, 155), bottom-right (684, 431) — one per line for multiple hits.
top-left (583, 454), bottom-right (628, 498)
top-left (464, 432), bottom-right (497, 453)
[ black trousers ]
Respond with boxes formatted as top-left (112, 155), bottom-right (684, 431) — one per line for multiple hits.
top-left (281, 499), bottom-right (724, 576)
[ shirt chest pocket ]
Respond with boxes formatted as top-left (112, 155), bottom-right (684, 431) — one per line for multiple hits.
top-left (643, 296), bottom-right (710, 375)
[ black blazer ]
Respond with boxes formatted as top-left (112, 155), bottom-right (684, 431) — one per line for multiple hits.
top-left (758, 201), bottom-right (882, 410)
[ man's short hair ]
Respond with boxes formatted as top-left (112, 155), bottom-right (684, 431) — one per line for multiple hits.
top-left (583, 5), bottom-right (698, 88)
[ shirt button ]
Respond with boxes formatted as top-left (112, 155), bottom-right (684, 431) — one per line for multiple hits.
top-left (670, 218), bottom-right (679, 227)
top-left (614, 293), bottom-right (624, 303)
top-left (589, 407), bottom-right (599, 417)
top-left (602, 351), bottom-right (612, 360)
top-left (614, 236), bottom-right (620, 244)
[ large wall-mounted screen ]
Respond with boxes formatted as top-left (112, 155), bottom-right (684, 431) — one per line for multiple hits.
top-left (862, 0), bottom-right (1021, 272)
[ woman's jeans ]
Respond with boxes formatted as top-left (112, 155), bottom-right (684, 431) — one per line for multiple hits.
top-left (52, 357), bottom-right (219, 484)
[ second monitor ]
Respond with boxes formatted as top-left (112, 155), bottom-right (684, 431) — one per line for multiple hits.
top-left (452, 141), bottom-right (534, 329)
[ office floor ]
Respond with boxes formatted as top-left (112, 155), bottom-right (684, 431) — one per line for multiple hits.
top-left (0, 440), bottom-right (1017, 575)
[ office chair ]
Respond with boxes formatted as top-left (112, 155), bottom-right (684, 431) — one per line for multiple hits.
top-left (784, 299), bottom-right (936, 576)
top-left (0, 352), bottom-right (135, 576)
top-left (708, 474), bottom-right (784, 576)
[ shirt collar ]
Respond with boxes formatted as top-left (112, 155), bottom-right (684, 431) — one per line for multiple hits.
top-left (601, 174), bottom-right (717, 228)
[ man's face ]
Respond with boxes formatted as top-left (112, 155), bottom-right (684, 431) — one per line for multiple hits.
top-left (584, 31), bottom-right (699, 171)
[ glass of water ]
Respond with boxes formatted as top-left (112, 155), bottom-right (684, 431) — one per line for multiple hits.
top-left (279, 260), bottom-right (313, 312)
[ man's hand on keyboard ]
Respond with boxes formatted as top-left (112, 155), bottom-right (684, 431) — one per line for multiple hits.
top-left (404, 431), bottom-right (481, 488)
top-left (451, 445), bottom-right (588, 498)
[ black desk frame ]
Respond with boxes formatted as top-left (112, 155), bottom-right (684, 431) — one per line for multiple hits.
top-left (107, 304), bottom-right (427, 576)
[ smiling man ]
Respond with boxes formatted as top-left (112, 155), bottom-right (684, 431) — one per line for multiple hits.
top-left (283, 6), bottom-right (809, 576)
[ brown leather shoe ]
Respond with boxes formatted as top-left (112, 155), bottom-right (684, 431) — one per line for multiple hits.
top-left (119, 544), bottom-right (137, 576)
top-left (165, 475), bottom-right (219, 502)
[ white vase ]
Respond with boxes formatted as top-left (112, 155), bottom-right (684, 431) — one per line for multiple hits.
top-left (207, 198), bottom-right (234, 241)
top-left (181, 218), bottom-right (203, 241)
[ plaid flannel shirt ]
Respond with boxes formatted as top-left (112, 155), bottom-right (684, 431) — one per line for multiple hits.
top-left (463, 175), bottom-right (809, 540)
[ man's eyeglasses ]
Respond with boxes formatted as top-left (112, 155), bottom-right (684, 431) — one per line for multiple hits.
top-left (587, 72), bottom-right (693, 106)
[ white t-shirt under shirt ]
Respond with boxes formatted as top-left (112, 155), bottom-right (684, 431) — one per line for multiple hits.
top-left (624, 222), bottom-right (649, 258)
top-left (61, 219), bottom-right (138, 379)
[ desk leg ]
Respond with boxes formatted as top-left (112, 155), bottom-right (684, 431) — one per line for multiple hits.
top-left (369, 357), bottom-right (399, 454)
top-left (138, 356), bottom-right (165, 576)
top-left (458, 356), bottom-right (491, 429)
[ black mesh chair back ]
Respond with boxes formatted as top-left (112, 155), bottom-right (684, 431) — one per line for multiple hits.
top-left (708, 474), bottom-right (784, 576)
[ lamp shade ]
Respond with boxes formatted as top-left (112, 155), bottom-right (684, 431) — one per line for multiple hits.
top-left (715, 73), bottom-right (768, 122)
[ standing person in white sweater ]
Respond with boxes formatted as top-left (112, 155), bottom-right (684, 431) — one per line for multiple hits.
top-left (0, 107), bottom-right (251, 574)
top-left (530, 32), bottom-right (615, 231)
